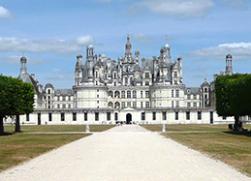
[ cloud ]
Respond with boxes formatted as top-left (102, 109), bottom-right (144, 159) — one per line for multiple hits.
top-left (0, 6), bottom-right (11, 18)
top-left (0, 35), bottom-right (94, 53)
top-left (76, 35), bottom-right (93, 45)
top-left (192, 42), bottom-right (251, 59)
top-left (132, 0), bottom-right (214, 17)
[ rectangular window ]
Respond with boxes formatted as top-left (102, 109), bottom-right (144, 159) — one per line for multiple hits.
top-left (63, 104), bottom-right (66, 109)
top-left (152, 112), bottom-right (156, 120)
top-left (57, 104), bottom-right (60, 109)
top-left (122, 91), bottom-right (125, 98)
top-left (146, 102), bottom-right (150, 108)
top-left (193, 102), bottom-right (197, 108)
top-left (141, 91), bottom-right (143, 98)
top-left (145, 91), bottom-right (149, 98)
top-left (162, 112), bottom-right (167, 120)
top-left (186, 112), bottom-right (190, 120)
top-left (145, 72), bottom-right (150, 79)
top-left (197, 111), bottom-right (202, 120)
top-left (49, 113), bottom-right (52, 122)
top-left (61, 113), bottom-right (65, 121)
top-left (133, 102), bottom-right (136, 108)
top-left (107, 112), bottom-right (111, 121)
top-left (171, 90), bottom-right (174, 97)
top-left (26, 113), bottom-right (29, 122)
top-left (115, 113), bottom-right (118, 121)
top-left (122, 102), bottom-right (125, 108)
top-left (141, 112), bottom-right (145, 120)
top-left (176, 101), bottom-right (179, 108)
top-left (127, 91), bottom-right (131, 98)
top-left (127, 102), bottom-right (131, 107)
top-left (73, 112), bottom-right (77, 121)
top-left (141, 102), bottom-right (143, 108)
top-left (187, 102), bottom-right (191, 108)
top-left (175, 112), bottom-right (179, 120)
top-left (95, 112), bottom-right (99, 121)
top-left (84, 112), bottom-right (88, 121)
top-left (133, 91), bottom-right (137, 98)
top-left (176, 90), bottom-right (179, 97)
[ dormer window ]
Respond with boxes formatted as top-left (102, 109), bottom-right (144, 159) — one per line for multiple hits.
top-left (145, 72), bottom-right (150, 79)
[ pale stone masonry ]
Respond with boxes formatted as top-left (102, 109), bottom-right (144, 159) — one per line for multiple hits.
top-left (14, 36), bottom-right (235, 125)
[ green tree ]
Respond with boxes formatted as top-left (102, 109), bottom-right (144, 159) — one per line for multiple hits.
top-left (0, 75), bottom-right (34, 135)
top-left (215, 74), bottom-right (251, 131)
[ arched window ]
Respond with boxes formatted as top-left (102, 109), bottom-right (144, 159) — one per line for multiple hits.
top-left (108, 91), bottom-right (113, 97)
top-left (127, 91), bottom-right (131, 98)
top-left (108, 102), bottom-right (113, 108)
top-left (115, 102), bottom-right (120, 109)
top-left (115, 91), bottom-right (120, 98)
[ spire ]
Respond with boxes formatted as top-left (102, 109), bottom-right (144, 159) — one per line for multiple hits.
top-left (125, 35), bottom-right (132, 57)
top-left (20, 56), bottom-right (27, 75)
top-left (225, 54), bottom-right (233, 75)
top-left (18, 56), bottom-right (32, 83)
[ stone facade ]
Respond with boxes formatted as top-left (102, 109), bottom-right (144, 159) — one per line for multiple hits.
top-left (16, 36), bottom-right (234, 125)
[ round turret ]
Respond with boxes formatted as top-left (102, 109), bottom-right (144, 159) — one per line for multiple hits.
top-left (20, 56), bottom-right (27, 63)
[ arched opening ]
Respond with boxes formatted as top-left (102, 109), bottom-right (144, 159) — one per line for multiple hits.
top-left (115, 91), bottom-right (120, 98)
top-left (108, 102), bottom-right (113, 108)
top-left (115, 102), bottom-right (120, 109)
top-left (126, 113), bottom-right (132, 124)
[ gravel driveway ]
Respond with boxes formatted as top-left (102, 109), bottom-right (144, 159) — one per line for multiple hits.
top-left (0, 125), bottom-right (250, 181)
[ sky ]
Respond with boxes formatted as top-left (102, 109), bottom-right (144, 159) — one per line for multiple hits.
top-left (0, 0), bottom-right (251, 88)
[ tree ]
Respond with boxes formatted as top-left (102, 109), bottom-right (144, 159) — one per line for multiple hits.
top-left (215, 74), bottom-right (251, 131)
top-left (0, 75), bottom-right (34, 135)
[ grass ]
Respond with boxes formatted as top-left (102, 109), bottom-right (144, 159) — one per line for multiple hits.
top-left (0, 124), bottom-right (114, 172)
top-left (142, 124), bottom-right (251, 176)
top-left (4, 124), bottom-right (115, 133)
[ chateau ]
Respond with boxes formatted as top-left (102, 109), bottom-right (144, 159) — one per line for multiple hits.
top-left (16, 36), bottom-right (234, 125)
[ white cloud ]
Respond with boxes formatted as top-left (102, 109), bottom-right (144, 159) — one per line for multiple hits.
top-left (192, 42), bottom-right (251, 59)
top-left (133, 0), bottom-right (214, 17)
top-left (0, 6), bottom-right (11, 18)
top-left (76, 35), bottom-right (93, 45)
top-left (0, 36), bottom-right (94, 53)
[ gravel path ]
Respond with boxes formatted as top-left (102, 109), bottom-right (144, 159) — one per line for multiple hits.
top-left (0, 125), bottom-right (250, 181)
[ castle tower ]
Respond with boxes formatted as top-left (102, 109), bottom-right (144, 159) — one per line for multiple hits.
top-left (225, 54), bottom-right (233, 75)
top-left (75, 55), bottom-right (83, 86)
top-left (18, 56), bottom-right (32, 83)
top-left (125, 35), bottom-right (132, 58)
top-left (20, 56), bottom-right (27, 75)
top-left (87, 45), bottom-right (94, 62)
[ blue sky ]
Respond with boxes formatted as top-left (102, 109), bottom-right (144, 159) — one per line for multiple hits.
top-left (0, 0), bottom-right (251, 88)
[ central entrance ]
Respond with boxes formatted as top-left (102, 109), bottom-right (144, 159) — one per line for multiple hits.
top-left (126, 113), bottom-right (132, 124)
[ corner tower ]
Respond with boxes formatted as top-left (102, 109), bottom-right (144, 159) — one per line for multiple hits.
top-left (225, 54), bottom-right (233, 75)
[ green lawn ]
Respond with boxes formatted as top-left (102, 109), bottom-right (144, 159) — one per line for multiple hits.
top-left (0, 124), bottom-right (114, 172)
top-left (142, 124), bottom-right (251, 176)
top-left (4, 124), bottom-right (115, 133)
